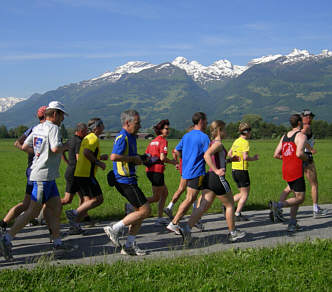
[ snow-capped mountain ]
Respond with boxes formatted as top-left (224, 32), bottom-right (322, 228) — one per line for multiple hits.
top-left (0, 97), bottom-right (25, 112)
top-left (79, 49), bottom-right (332, 87)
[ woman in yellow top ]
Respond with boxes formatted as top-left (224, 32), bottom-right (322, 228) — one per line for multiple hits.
top-left (228, 122), bottom-right (259, 221)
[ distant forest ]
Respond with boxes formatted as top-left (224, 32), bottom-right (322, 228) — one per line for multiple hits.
top-left (1, 114), bottom-right (332, 140)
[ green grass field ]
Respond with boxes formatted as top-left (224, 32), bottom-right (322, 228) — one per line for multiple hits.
top-left (0, 239), bottom-right (331, 291)
top-left (0, 138), bottom-right (331, 221)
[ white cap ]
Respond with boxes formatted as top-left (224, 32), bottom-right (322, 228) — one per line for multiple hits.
top-left (47, 101), bottom-right (68, 115)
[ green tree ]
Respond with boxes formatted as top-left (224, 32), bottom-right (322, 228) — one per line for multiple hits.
top-left (60, 124), bottom-right (68, 139)
top-left (0, 125), bottom-right (9, 138)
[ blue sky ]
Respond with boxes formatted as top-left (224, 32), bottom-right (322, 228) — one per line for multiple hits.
top-left (1, 0), bottom-right (332, 97)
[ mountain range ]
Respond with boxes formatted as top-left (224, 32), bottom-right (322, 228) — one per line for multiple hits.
top-left (1, 48), bottom-right (332, 130)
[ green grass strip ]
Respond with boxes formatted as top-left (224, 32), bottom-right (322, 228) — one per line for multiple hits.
top-left (1, 239), bottom-right (332, 291)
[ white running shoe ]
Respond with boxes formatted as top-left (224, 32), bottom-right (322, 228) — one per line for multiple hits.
top-left (121, 242), bottom-right (147, 256)
top-left (166, 222), bottom-right (181, 235)
top-left (104, 225), bottom-right (121, 247)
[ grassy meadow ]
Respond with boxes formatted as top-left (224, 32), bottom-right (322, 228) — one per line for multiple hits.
top-left (0, 138), bottom-right (331, 222)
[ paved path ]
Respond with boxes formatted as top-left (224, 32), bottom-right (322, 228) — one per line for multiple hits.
top-left (1, 204), bottom-right (332, 270)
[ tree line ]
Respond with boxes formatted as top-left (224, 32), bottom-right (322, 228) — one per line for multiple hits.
top-left (1, 114), bottom-right (332, 139)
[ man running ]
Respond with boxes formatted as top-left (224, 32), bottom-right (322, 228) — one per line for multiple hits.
top-left (167, 112), bottom-right (210, 234)
top-left (270, 114), bottom-right (308, 232)
top-left (228, 122), bottom-right (259, 221)
top-left (0, 101), bottom-right (70, 260)
top-left (0, 106), bottom-right (46, 232)
top-left (65, 118), bottom-right (108, 234)
top-left (277, 110), bottom-right (328, 219)
top-left (103, 110), bottom-right (151, 256)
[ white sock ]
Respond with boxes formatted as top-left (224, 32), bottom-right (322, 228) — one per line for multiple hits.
top-left (235, 212), bottom-right (240, 216)
top-left (126, 235), bottom-right (136, 247)
top-left (113, 220), bottom-right (125, 232)
top-left (167, 202), bottom-right (174, 210)
top-left (313, 204), bottom-right (319, 212)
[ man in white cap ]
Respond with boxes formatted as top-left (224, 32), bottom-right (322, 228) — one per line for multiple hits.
top-left (0, 101), bottom-right (71, 260)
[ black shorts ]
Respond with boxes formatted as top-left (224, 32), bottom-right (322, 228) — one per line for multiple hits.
top-left (204, 172), bottom-right (231, 196)
top-left (288, 177), bottom-right (306, 193)
top-left (115, 182), bottom-right (148, 208)
top-left (65, 169), bottom-right (80, 194)
top-left (146, 172), bottom-right (165, 187)
top-left (75, 177), bottom-right (102, 198)
top-left (25, 167), bottom-right (33, 195)
top-left (232, 170), bottom-right (250, 188)
top-left (187, 175), bottom-right (206, 190)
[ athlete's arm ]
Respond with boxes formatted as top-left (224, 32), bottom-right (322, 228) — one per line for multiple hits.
top-left (22, 143), bottom-right (34, 154)
top-left (243, 152), bottom-right (259, 161)
top-left (204, 141), bottom-right (225, 176)
top-left (84, 148), bottom-right (106, 170)
top-left (110, 153), bottom-right (142, 165)
top-left (295, 133), bottom-right (308, 161)
top-left (14, 134), bottom-right (27, 150)
top-left (273, 136), bottom-right (284, 160)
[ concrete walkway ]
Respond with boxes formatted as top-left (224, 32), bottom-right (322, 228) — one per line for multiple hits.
top-left (1, 204), bottom-right (332, 270)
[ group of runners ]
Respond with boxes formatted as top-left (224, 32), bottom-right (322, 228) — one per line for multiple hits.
top-left (0, 102), bottom-right (328, 260)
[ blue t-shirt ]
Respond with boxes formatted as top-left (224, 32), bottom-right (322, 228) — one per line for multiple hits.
top-left (112, 128), bottom-right (138, 184)
top-left (176, 129), bottom-right (210, 179)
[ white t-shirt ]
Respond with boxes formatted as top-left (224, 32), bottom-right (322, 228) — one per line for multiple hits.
top-left (24, 120), bottom-right (62, 181)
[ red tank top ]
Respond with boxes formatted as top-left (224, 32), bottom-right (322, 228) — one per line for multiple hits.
top-left (209, 140), bottom-right (227, 172)
top-left (282, 131), bottom-right (303, 182)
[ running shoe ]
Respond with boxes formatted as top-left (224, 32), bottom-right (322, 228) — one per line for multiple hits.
top-left (227, 229), bottom-right (247, 242)
top-left (65, 210), bottom-right (77, 225)
top-left (163, 207), bottom-right (174, 220)
top-left (103, 225), bottom-right (121, 247)
top-left (235, 213), bottom-right (249, 222)
top-left (179, 227), bottom-right (192, 246)
top-left (277, 208), bottom-right (286, 222)
top-left (53, 242), bottom-right (77, 256)
top-left (68, 225), bottom-right (87, 235)
top-left (194, 220), bottom-right (205, 232)
top-left (166, 222), bottom-right (181, 235)
top-left (287, 223), bottom-right (303, 233)
top-left (0, 236), bottom-right (13, 261)
top-left (269, 201), bottom-right (280, 223)
top-left (154, 217), bottom-right (169, 226)
top-left (125, 203), bottom-right (135, 215)
top-left (313, 207), bottom-right (328, 219)
top-left (121, 242), bottom-right (147, 256)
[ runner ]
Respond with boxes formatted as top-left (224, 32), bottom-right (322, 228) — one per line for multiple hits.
top-left (228, 122), bottom-right (259, 221)
top-left (269, 114), bottom-right (308, 232)
top-left (0, 101), bottom-right (71, 261)
top-left (65, 118), bottom-right (108, 234)
top-left (180, 120), bottom-right (246, 244)
top-left (103, 109), bottom-right (151, 256)
top-left (163, 126), bottom-right (193, 220)
top-left (277, 110), bottom-right (328, 220)
top-left (167, 112), bottom-right (210, 235)
top-left (145, 119), bottom-right (176, 226)
top-left (0, 106), bottom-right (46, 232)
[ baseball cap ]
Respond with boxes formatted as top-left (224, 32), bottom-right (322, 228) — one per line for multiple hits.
top-left (301, 109), bottom-right (315, 117)
top-left (47, 101), bottom-right (68, 115)
top-left (37, 106), bottom-right (47, 119)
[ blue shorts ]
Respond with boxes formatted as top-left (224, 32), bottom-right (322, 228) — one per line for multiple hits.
top-left (31, 181), bottom-right (60, 204)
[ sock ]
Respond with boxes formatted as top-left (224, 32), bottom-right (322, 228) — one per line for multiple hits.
top-left (126, 235), bottom-right (136, 247)
top-left (53, 238), bottom-right (62, 246)
top-left (277, 202), bottom-right (283, 209)
top-left (73, 210), bottom-right (78, 216)
top-left (235, 212), bottom-right (240, 216)
top-left (289, 218), bottom-right (297, 225)
top-left (167, 202), bottom-right (174, 210)
top-left (192, 201), bottom-right (197, 209)
top-left (313, 204), bottom-right (319, 212)
top-left (4, 233), bottom-right (13, 243)
top-left (0, 220), bottom-right (7, 229)
top-left (113, 220), bottom-right (125, 232)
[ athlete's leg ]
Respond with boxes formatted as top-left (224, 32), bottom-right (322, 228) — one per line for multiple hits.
top-left (44, 196), bottom-right (62, 240)
top-left (234, 186), bottom-right (250, 214)
top-left (304, 163), bottom-right (318, 204)
top-left (172, 187), bottom-right (200, 225)
top-left (188, 189), bottom-right (215, 228)
top-left (61, 192), bottom-right (75, 205)
top-left (279, 185), bottom-right (292, 202)
top-left (7, 200), bottom-right (42, 238)
top-left (124, 203), bottom-right (151, 235)
top-left (170, 178), bottom-right (187, 205)
top-left (3, 193), bottom-right (31, 224)
top-left (75, 195), bottom-right (103, 222)
top-left (158, 186), bottom-right (168, 218)
top-left (217, 192), bottom-right (235, 232)
top-left (288, 191), bottom-right (305, 220)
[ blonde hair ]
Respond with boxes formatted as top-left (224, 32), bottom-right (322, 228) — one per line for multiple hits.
top-left (209, 120), bottom-right (225, 139)
top-left (239, 121), bottom-right (250, 133)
